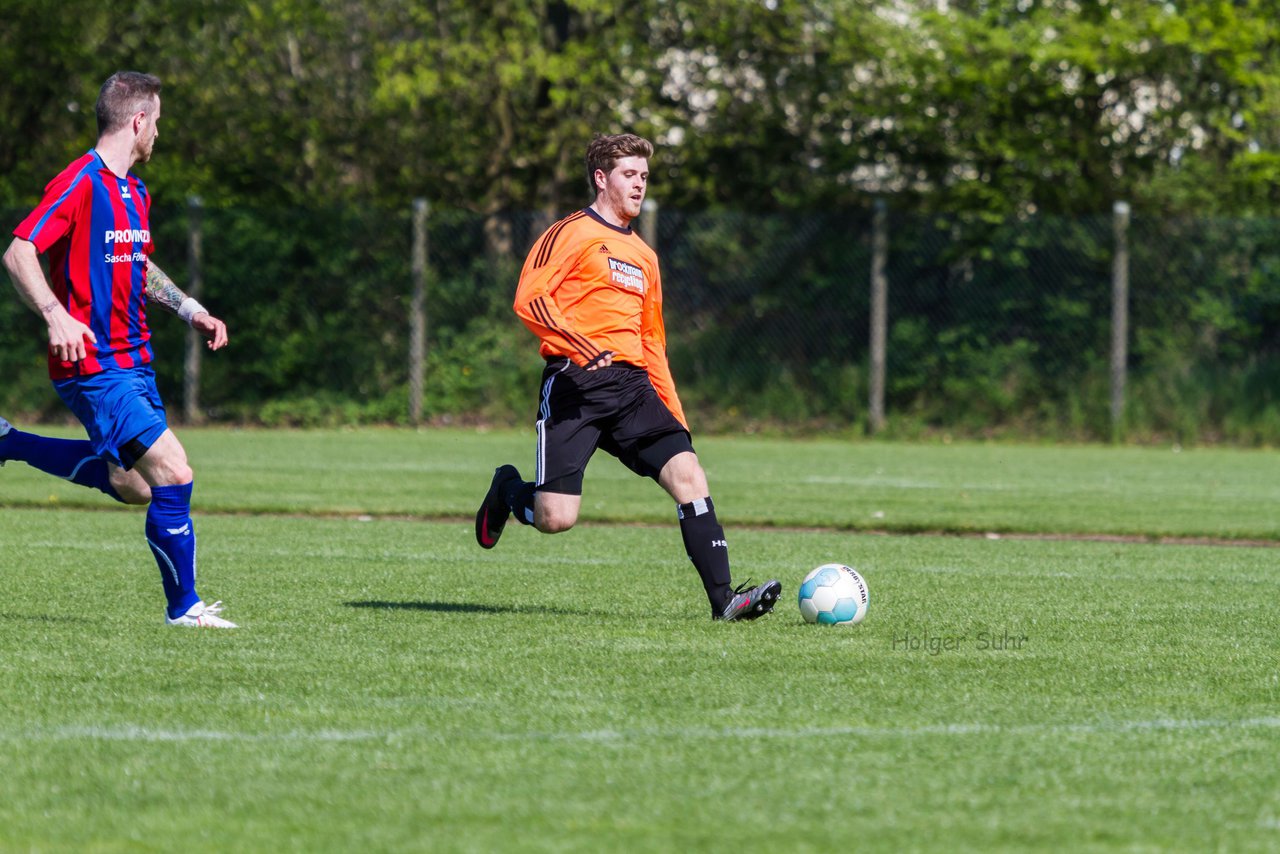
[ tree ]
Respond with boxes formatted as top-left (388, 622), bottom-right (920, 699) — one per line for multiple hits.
top-left (1, 0), bottom-right (1278, 217)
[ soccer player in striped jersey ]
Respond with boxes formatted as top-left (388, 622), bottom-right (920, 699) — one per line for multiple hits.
top-left (475, 133), bottom-right (781, 621)
top-left (1, 71), bottom-right (236, 628)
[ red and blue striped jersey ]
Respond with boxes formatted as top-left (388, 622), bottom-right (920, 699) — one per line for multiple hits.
top-left (13, 150), bottom-right (155, 379)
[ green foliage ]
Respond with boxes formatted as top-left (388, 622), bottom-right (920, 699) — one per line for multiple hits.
top-left (4, 3), bottom-right (1280, 440)
top-left (3, 202), bottom-right (1280, 443)
top-left (4, 1), bottom-right (1279, 216)
top-left (420, 317), bottom-right (543, 424)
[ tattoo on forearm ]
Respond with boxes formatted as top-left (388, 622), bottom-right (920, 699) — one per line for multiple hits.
top-left (144, 263), bottom-right (188, 313)
top-left (38, 299), bottom-right (60, 315)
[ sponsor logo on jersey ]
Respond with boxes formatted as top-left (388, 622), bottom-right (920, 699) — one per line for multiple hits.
top-left (607, 257), bottom-right (645, 293)
top-left (104, 251), bottom-right (147, 264)
top-left (104, 228), bottom-right (150, 245)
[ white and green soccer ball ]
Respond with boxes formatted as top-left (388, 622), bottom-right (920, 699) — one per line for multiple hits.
top-left (798, 563), bottom-right (869, 625)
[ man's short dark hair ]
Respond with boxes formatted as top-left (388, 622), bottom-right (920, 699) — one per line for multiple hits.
top-left (96, 71), bottom-right (162, 136)
top-left (585, 133), bottom-right (653, 196)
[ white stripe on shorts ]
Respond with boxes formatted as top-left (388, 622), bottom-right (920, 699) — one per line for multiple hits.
top-left (534, 361), bottom-right (572, 487)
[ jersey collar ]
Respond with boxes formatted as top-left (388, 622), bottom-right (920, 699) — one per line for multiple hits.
top-left (582, 206), bottom-right (634, 235)
top-left (89, 147), bottom-right (136, 183)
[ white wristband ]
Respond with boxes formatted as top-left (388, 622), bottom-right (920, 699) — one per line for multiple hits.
top-left (178, 297), bottom-right (207, 325)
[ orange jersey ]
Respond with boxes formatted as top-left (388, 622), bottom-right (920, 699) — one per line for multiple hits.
top-left (513, 208), bottom-right (686, 428)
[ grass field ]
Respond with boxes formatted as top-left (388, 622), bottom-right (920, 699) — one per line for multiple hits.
top-left (2, 428), bottom-right (1279, 851)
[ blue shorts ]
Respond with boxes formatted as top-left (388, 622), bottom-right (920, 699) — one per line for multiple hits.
top-left (54, 365), bottom-right (169, 470)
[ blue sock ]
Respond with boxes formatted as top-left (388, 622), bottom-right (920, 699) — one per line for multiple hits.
top-left (0, 429), bottom-right (123, 502)
top-left (145, 482), bottom-right (201, 619)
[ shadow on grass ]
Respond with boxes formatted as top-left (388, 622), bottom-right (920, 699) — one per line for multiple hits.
top-left (0, 612), bottom-right (91, 624)
top-left (344, 600), bottom-right (596, 617)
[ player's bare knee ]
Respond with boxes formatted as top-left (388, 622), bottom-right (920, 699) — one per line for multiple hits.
top-left (535, 506), bottom-right (578, 534)
top-left (678, 464), bottom-right (708, 494)
top-left (148, 460), bottom-right (193, 487)
top-left (533, 491), bottom-right (581, 533)
top-left (538, 514), bottom-right (577, 534)
top-left (133, 430), bottom-right (193, 487)
top-left (660, 453), bottom-right (709, 503)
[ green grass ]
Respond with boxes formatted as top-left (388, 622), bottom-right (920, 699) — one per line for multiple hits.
top-left (2, 428), bottom-right (1279, 851)
top-left (6, 427), bottom-right (1280, 538)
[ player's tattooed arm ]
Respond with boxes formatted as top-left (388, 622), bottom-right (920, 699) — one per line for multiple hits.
top-left (145, 259), bottom-right (229, 350)
top-left (143, 261), bottom-right (190, 313)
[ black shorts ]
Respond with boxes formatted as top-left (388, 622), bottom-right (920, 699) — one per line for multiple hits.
top-left (534, 358), bottom-right (693, 495)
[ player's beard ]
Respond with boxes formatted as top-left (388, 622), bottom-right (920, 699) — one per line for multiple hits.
top-left (610, 188), bottom-right (643, 222)
top-left (598, 182), bottom-right (643, 226)
top-left (136, 135), bottom-right (155, 163)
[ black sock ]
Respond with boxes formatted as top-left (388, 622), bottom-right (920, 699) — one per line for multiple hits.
top-left (678, 497), bottom-right (732, 616)
top-left (501, 479), bottom-right (537, 526)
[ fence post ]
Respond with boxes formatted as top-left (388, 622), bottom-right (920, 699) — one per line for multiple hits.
top-left (409, 198), bottom-right (429, 426)
top-left (868, 199), bottom-right (888, 434)
top-left (1110, 201), bottom-right (1130, 442)
top-left (639, 198), bottom-right (658, 248)
top-left (183, 195), bottom-right (204, 425)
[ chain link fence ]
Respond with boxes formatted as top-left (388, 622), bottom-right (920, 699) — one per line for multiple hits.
top-left (2, 202), bottom-right (1278, 442)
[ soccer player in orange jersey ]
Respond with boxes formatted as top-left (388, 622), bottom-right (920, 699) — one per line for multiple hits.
top-left (475, 133), bottom-right (781, 621)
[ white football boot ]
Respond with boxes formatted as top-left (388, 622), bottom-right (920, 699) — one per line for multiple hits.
top-left (166, 600), bottom-right (238, 628)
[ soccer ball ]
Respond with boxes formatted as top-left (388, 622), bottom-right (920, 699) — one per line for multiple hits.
top-left (798, 563), bottom-right (869, 625)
